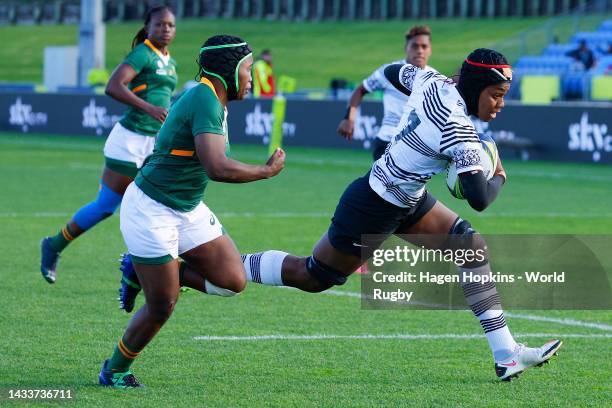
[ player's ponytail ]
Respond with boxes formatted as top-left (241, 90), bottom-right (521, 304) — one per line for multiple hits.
top-left (131, 5), bottom-right (173, 49)
top-left (131, 27), bottom-right (147, 49)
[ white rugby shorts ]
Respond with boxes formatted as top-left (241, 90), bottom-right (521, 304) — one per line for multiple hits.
top-left (120, 183), bottom-right (224, 264)
top-left (103, 122), bottom-right (156, 177)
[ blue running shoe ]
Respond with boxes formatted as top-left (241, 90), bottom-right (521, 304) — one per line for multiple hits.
top-left (119, 253), bottom-right (141, 313)
top-left (98, 359), bottom-right (143, 388)
top-left (40, 237), bottom-right (59, 284)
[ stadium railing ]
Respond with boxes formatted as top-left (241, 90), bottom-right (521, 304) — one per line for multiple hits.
top-left (0, 0), bottom-right (611, 23)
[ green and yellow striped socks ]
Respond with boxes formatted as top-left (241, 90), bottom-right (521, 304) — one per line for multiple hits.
top-left (108, 337), bottom-right (141, 372)
top-left (48, 225), bottom-right (75, 252)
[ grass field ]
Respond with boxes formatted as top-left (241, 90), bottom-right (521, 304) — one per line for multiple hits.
top-left (1, 132), bottom-right (611, 407)
top-left (0, 18), bottom-right (548, 88)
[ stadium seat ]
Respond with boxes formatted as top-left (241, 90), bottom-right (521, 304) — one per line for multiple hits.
top-left (561, 72), bottom-right (588, 99)
top-left (592, 55), bottom-right (612, 75)
top-left (15, 4), bottom-right (38, 25)
top-left (598, 20), bottom-right (612, 31)
top-left (520, 75), bottom-right (560, 104)
top-left (40, 3), bottom-right (61, 24)
top-left (543, 43), bottom-right (576, 57)
top-left (0, 4), bottom-right (14, 24)
top-left (591, 76), bottom-right (612, 101)
top-left (515, 56), bottom-right (574, 73)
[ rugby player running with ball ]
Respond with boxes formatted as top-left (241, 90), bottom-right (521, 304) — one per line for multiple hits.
top-left (241, 49), bottom-right (562, 382)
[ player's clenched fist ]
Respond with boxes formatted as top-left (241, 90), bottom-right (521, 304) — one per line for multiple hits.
top-left (337, 119), bottom-right (355, 140)
top-left (265, 148), bottom-right (285, 177)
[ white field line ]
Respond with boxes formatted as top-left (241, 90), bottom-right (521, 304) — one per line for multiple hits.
top-left (1, 138), bottom-right (609, 182)
top-left (316, 289), bottom-right (612, 332)
top-left (194, 333), bottom-right (612, 341)
top-left (0, 212), bottom-right (75, 218)
top-left (0, 138), bottom-right (103, 151)
top-left (502, 313), bottom-right (612, 332)
top-left (508, 169), bottom-right (611, 183)
top-left (1, 211), bottom-right (611, 219)
top-left (0, 211), bottom-right (333, 218)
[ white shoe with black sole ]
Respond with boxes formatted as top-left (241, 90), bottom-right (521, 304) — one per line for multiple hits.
top-left (495, 339), bottom-right (563, 381)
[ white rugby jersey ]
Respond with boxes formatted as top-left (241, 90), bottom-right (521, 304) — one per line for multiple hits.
top-left (362, 62), bottom-right (434, 142)
top-left (369, 65), bottom-right (485, 208)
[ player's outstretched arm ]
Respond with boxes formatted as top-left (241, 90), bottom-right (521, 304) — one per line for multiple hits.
top-left (337, 85), bottom-right (369, 140)
top-left (195, 133), bottom-right (285, 183)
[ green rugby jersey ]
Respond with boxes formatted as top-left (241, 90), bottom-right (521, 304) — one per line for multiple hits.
top-left (135, 78), bottom-right (229, 212)
top-left (119, 39), bottom-right (178, 136)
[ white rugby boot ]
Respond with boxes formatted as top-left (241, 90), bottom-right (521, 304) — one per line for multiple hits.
top-left (495, 339), bottom-right (563, 381)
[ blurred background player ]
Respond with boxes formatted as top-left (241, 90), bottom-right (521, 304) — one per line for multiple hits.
top-left (98, 35), bottom-right (285, 388)
top-left (40, 6), bottom-right (177, 284)
top-left (253, 49), bottom-right (275, 97)
top-left (241, 49), bottom-right (562, 382)
top-left (337, 25), bottom-right (434, 161)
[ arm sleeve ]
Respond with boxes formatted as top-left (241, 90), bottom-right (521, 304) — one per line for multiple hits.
top-left (441, 107), bottom-right (483, 174)
top-left (460, 173), bottom-right (505, 212)
top-left (383, 63), bottom-right (420, 96)
top-left (190, 89), bottom-right (225, 137)
top-left (123, 46), bottom-right (149, 73)
top-left (362, 65), bottom-right (387, 93)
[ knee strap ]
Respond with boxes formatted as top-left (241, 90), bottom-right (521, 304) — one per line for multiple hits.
top-left (73, 182), bottom-right (123, 230)
top-left (95, 182), bottom-right (123, 215)
top-left (305, 256), bottom-right (348, 287)
top-left (449, 217), bottom-right (476, 236)
top-left (449, 217), bottom-right (488, 267)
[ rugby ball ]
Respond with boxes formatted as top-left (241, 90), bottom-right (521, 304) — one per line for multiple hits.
top-left (446, 133), bottom-right (498, 200)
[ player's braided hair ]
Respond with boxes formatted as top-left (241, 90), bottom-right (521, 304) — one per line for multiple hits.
top-left (131, 5), bottom-right (173, 49)
top-left (197, 35), bottom-right (253, 101)
top-left (457, 48), bottom-right (512, 116)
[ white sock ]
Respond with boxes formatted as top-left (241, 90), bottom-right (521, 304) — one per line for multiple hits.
top-left (241, 251), bottom-right (287, 286)
top-left (478, 310), bottom-right (518, 361)
top-left (460, 264), bottom-right (518, 361)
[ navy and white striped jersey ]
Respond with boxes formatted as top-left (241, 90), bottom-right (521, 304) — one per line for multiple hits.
top-left (369, 64), bottom-right (485, 208)
top-left (362, 62), bottom-right (434, 142)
